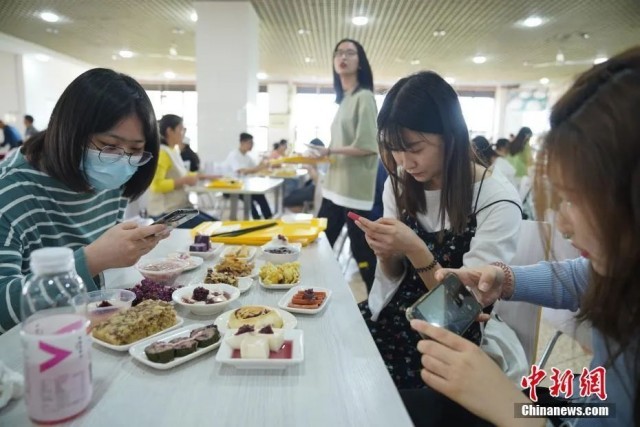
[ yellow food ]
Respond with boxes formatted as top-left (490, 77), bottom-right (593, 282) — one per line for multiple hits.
top-left (215, 256), bottom-right (253, 277)
top-left (259, 262), bottom-right (300, 285)
top-left (224, 245), bottom-right (252, 258)
top-left (228, 305), bottom-right (283, 329)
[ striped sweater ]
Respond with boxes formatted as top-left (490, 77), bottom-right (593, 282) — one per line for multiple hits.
top-left (0, 151), bottom-right (127, 333)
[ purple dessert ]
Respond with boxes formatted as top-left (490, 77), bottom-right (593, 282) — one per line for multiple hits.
top-left (189, 243), bottom-right (208, 252)
top-left (194, 234), bottom-right (211, 251)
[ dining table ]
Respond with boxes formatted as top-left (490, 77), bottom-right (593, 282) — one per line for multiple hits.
top-left (0, 230), bottom-right (413, 427)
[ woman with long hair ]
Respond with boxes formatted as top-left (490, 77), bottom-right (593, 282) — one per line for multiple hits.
top-left (507, 126), bottom-right (533, 179)
top-left (315, 38), bottom-right (379, 290)
top-left (355, 71), bottom-right (524, 389)
top-left (411, 46), bottom-right (640, 427)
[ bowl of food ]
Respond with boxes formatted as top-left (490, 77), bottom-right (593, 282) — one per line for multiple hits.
top-left (76, 289), bottom-right (136, 327)
top-left (136, 258), bottom-right (188, 286)
top-left (172, 283), bottom-right (240, 316)
top-left (260, 243), bottom-right (301, 264)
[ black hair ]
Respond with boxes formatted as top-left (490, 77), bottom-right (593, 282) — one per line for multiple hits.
top-left (471, 136), bottom-right (497, 166)
top-left (24, 115), bottom-right (34, 124)
top-left (495, 138), bottom-right (510, 152)
top-left (510, 126), bottom-right (533, 155)
top-left (158, 114), bottom-right (183, 145)
top-left (240, 132), bottom-right (253, 142)
top-left (332, 39), bottom-right (374, 104)
top-left (21, 68), bottom-right (159, 200)
top-left (308, 138), bottom-right (325, 147)
top-left (272, 142), bottom-right (281, 150)
top-left (378, 71), bottom-right (473, 234)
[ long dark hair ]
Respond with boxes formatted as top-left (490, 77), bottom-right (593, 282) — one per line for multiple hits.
top-left (509, 126), bottom-right (532, 155)
top-left (471, 136), bottom-right (496, 167)
top-left (158, 114), bottom-right (183, 145)
top-left (534, 46), bottom-right (640, 424)
top-left (332, 39), bottom-right (374, 104)
top-left (378, 71), bottom-right (473, 234)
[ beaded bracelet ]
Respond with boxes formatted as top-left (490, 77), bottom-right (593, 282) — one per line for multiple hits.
top-left (490, 261), bottom-right (514, 300)
top-left (414, 258), bottom-right (438, 274)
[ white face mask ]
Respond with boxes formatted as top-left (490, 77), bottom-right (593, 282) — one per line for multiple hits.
top-left (81, 150), bottom-right (138, 190)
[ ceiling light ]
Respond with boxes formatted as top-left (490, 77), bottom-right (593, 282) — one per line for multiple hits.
top-left (111, 54), bottom-right (118, 60)
top-left (172, 28), bottom-right (185, 35)
top-left (190, 12), bottom-right (198, 22)
top-left (35, 54), bottom-right (50, 62)
top-left (351, 16), bottom-right (369, 26)
top-left (45, 27), bottom-right (59, 34)
top-left (444, 77), bottom-right (455, 84)
top-left (472, 55), bottom-right (487, 64)
top-left (118, 50), bottom-right (134, 58)
top-left (304, 57), bottom-right (314, 63)
top-left (593, 56), bottom-right (608, 64)
top-left (539, 77), bottom-right (550, 85)
top-left (297, 29), bottom-right (310, 35)
top-left (556, 51), bottom-right (565, 63)
top-left (522, 16), bottom-right (544, 28)
top-left (410, 59), bottom-right (420, 65)
top-left (256, 72), bottom-right (268, 80)
top-left (40, 12), bottom-right (59, 23)
top-left (163, 71), bottom-right (176, 79)
top-left (433, 30), bottom-right (446, 37)
top-left (169, 46), bottom-right (178, 56)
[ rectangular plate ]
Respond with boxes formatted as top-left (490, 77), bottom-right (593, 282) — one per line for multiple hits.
top-left (128, 324), bottom-right (221, 370)
top-left (91, 316), bottom-right (184, 352)
top-left (215, 329), bottom-right (303, 370)
top-left (277, 286), bottom-right (331, 314)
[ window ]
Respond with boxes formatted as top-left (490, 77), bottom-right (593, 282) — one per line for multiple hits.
top-left (291, 93), bottom-right (338, 152)
top-left (146, 90), bottom-right (199, 151)
top-left (459, 96), bottom-right (495, 136)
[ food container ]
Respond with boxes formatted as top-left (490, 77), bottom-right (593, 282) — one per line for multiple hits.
top-left (259, 242), bottom-right (301, 264)
top-left (135, 258), bottom-right (188, 286)
top-left (172, 283), bottom-right (240, 316)
top-left (76, 289), bottom-right (136, 327)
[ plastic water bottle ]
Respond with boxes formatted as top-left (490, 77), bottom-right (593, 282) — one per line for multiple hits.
top-left (20, 247), bottom-right (92, 423)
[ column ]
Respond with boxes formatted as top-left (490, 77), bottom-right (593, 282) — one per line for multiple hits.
top-left (194, 1), bottom-right (259, 164)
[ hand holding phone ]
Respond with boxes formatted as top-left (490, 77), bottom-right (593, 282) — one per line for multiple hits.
top-left (151, 208), bottom-right (199, 230)
top-left (406, 273), bottom-right (482, 338)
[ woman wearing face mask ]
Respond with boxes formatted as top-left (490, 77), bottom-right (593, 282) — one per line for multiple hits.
top-left (0, 68), bottom-right (169, 333)
top-left (409, 46), bottom-right (640, 427)
top-left (315, 39), bottom-right (379, 290)
top-left (355, 71), bottom-right (523, 390)
top-left (148, 114), bottom-right (218, 228)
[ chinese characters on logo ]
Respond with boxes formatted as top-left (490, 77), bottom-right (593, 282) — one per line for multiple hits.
top-left (520, 365), bottom-right (607, 402)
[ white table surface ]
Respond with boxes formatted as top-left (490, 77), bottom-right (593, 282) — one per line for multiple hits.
top-left (0, 230), bottom-right (412, 427)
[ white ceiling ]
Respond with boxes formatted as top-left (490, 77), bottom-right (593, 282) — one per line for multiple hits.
top-left (0, 0), bottom-right (639, 87)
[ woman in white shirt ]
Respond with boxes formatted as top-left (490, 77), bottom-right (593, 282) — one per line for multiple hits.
top-left (355, 71), bottom-right (523, 390)
top-left (472, 136), bottom-right (517, 187)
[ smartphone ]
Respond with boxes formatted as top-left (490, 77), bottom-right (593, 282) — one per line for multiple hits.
top-left (347, 211), bottom-right (362, 222)
top-left (406, 273), bottom-right (482, 338)
top-left (151, 208), bottom-right (199, 229)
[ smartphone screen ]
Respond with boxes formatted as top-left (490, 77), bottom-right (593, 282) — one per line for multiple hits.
top-left (151, 208), bottom-right (199, 229)
top-left (407, 274), bottom-right (482, 336)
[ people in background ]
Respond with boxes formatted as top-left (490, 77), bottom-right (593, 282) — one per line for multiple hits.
top-left (148, 114), bottom-right (218, 228)
top-left (410, 46), bottom-right (640, 427)
top-left (472, 135), bottom-right (517, 186)
top-left (0, 120), bottom-right (23, 150)
top-left (355, 71), bottom-right (523, 390)
top-left (0, 68), bottom-right (169, 333)
top-left (269, 139), bottom-right (288, 160)
top-left (23, 115), bottom-right (38, 140)
top-left (493, 137), bottom-right (510, 157)
top-left (283, 138), bottom-right (325, 212)
top-left (506, 126), bottom-right (533, 179)
top-left (180, 138), bottom-right (201, 172)
top-left (224, 132), bottom-right (272, 219)
top-left (315, 38), bottom-right (379, 291)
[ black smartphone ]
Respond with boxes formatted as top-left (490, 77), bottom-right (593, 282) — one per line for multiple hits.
top-left (406, 273), bottom-right (482, 338)
top-left (151, 208), bottom-right (199, 229)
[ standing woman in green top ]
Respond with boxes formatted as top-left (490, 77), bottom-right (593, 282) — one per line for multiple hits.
top-left (316, 39), bottom-right (379, 290)
top-left (506, 126), bottom-right (532, 179)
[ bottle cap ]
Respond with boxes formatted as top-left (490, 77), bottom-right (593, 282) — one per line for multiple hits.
top-left (30, 247), bottom-right (75, 275)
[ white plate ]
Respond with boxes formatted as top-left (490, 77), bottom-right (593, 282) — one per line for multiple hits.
top-left (259, 243), bottom-right (302, 264)
top-left (129, 324), bottom-right (221, 370)
top-left (189, 243), bottom-right (224, 260)
top-left (258, 276), bottom-right (300, 290)
top-left (91, 316), bottom-right (184, 352)
top-left (237, 277), bottom-right (254, 293)
top-left (213, 306), bottom-right (297, 334)
top-left (167, 253), bottom-right (204, 271)
top-left (277, 286), bottom-right (332, 314)
top-left (215, 329), bottom-right (303, 370)
top-left (221, 245), bottom-right (258, 261)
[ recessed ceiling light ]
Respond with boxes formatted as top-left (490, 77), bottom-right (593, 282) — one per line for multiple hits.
top-left (444, 77), bottom-right (456, 84)
top-left (472, 55), bottom-right (487, 64)
top-left (433, 29), bottom-right (446, 37)
top-left (522, 16), bottom-right (544, 28)
top-left (410, 59), bottom-right (420, 65)
top-left (304, 57), bottom-right (314, 63)
top-left (40, 12), bottom-right (59, 23)
top-left (45, 27), bottom-right (59, 34)
top-left (593, 56), bottom-right (608, 64)
top-left (297, 29), bottom-right (310, 35)
top-left (539, 77), bottom-right (550, 85)
top-left (351, 16), bottom-right (369, 26)
top-left (111, 54), bottom-right (118, 60)
top-left (163, 71), bottom-right (176, 79)
top-left (257, 72), bottom-right (268, 80)
top-left (118, 50), bottom-right (134, 58)
top-left (169, 46), bottom-right (178, 56)
top-left (190, 12), bottom-right (198, 22)
top-left (35, 54), bottom-right (50, 62)
top-left (172, 28), bottom-right (185, 35)
top-left (556, 51), bottom-right (565, 63)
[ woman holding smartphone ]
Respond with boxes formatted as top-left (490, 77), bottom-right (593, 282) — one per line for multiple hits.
top-left (355, 71), bottom-right (524, 389)
top-left (315, 39), bottom-right (379, 290)
top-left (410, 46), bottom-right (640, 427)
top-left (0, 68), bottom-right (170, 333)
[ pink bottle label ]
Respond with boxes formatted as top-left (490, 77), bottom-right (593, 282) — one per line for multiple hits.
top-left (21, 313), bottom-right (92, 423)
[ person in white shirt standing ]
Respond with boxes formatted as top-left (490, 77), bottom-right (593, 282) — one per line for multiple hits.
top-left (224, 132), bottom-right (272, 219)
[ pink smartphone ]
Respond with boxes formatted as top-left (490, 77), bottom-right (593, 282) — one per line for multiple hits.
top-left (347, 211), bottom-right (362, 222)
